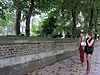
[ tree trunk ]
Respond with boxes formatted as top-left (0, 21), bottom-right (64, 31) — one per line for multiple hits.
top-left (61, 0), bottom-right (66, 38)
top-left (15, 7), bottom-right (21, 36)
top-left (71, 1), bottom-right (80, 39)
top-left (94, 9), bottom-right (98, 32)
top-left (89, 8), bottom-right (94, 31)
top-left (89, 0), bottom-right (95, 31)
top-left (25, 0), bottom-right (34, 36)
top-left (71, 9), bottom-right (76, 39)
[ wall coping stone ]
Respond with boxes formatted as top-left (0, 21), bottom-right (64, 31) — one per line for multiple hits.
top-left (0, 36), bottom-right (78, 44)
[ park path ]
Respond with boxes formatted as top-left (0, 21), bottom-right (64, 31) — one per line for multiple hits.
top-left (28, 40), bottom-right (100, 75)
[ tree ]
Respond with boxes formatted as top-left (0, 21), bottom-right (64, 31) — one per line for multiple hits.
top-left (61, 0), bottom-right (82, 39)
top-left (71, 1), bottom-right (80, 39)
top-left (15, 7), bottom-right (21, 36)
top-left (40, 16), bottom-right (57, 36)
top-left (80, 0), bottom-right (100, 32)
top-left (88, 0), bottom-right (95, 30)
top-left (0, 0), bottom-right (14, 34)
top-left (25, 0), bottom-right (34, 36)
top-left (0, 0), bottom-right (100, 37)
top-left (60, 0), bottom-right (66, 38)
top-left (12, 0), bottom-right (22, 36)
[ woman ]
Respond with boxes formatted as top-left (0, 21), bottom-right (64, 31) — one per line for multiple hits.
top-left (78, 33), bottom-right (86, 66)
top-left (85, 32), bottom-right (95, 74)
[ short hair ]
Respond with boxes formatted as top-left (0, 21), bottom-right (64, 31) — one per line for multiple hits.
top-left (88, 32), bottom-right (93, 37)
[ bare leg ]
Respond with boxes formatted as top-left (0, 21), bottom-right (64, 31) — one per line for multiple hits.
top-left (88, 54), bottom-right (92, 70)
top-left (86, 54), bottom-right (88, 70)
top-left (86, 54), bottom-right (91, 74)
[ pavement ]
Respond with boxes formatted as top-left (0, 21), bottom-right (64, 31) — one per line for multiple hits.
top-left (28, 40), bottom-right (100, 75)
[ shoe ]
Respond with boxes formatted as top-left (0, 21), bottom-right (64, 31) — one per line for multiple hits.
top-left (86, 70), bottom-right (90, 74)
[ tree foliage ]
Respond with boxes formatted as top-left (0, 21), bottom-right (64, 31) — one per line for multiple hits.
top-left (0, 0), bottom-right (100, 37)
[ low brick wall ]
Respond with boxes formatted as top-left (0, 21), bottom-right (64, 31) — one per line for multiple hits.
top-left (0, 37), bottom-right (78, 75)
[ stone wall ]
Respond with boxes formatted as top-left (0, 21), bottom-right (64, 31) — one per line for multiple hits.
top-left (0, 37), bottom-right (78, 75)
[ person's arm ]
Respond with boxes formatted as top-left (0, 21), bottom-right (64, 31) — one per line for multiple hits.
top-left (87, 39), bottom-right (94, 47)
top-left (76, 38), bottom-right (80, 50)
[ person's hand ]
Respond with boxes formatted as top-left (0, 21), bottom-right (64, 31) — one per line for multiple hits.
top-left (87, 39), bottom-right (90, 42)
top-left (76, 47), bottom-right (79, 50)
